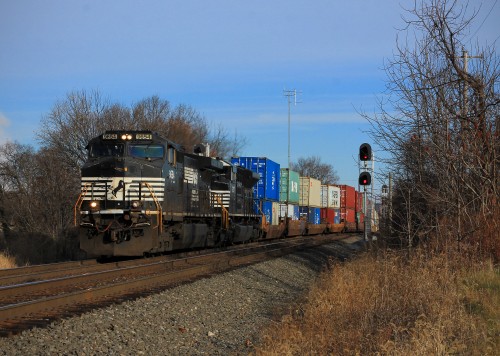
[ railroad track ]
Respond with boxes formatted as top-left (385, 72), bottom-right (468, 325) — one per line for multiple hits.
top-left (0, 234), bottom-right (352, 336)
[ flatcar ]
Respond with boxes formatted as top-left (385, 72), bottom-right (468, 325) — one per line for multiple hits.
top-left (75, 131), bottom-right (261, 258)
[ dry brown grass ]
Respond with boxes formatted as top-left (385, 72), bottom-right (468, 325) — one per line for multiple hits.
top-left (256, 250), bottom-right (500, 355)
top-left (0, 251), bottom-right (17, 269)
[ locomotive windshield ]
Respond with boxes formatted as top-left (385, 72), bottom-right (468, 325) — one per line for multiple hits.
top-left (128, 144), bottom-right (164, 159)
top-left (88, 142), bottom-right (164, 159)
top-left (89, 142), bottom-right (124, 158)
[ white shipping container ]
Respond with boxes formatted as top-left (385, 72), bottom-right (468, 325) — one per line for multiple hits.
top-left (271, 201), bottom-right (280, 225)
top-left (279, 203), bottom-right (300, 220)
top-left (329, 185), bottom-right (340, 208)
top-left (299, 177), bottom-right (322, 207)
top-left (321, 185), bottom-right (341, 208)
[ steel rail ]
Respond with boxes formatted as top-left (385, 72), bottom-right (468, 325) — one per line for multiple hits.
top-left (0, 234), bottom-right (353, 336)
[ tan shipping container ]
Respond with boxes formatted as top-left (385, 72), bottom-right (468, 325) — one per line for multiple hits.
top-left (299, 177), bottom-right (322, 207)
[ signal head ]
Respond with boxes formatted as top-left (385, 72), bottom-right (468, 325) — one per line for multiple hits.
top-left (359, 143), bottom-right (372, 161)
top-left (358, 172), bottom-right (371, 186)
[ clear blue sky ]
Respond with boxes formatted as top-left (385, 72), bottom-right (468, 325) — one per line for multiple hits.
top-left (1, 1), bottom-right (498, 188)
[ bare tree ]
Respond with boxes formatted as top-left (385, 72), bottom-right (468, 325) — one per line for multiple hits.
top-left (3, 90), bottom-right (249, 262)
top-left (209, 124), bottom-right (247, 158)
top-left (290, 156), bottom-right (339, 184)
top-left (0, 143), bottom-right (76, 237)
top-left (39, 90), bottom-right (249, 166)
top-left (363, 0), bottom-right (499, 255)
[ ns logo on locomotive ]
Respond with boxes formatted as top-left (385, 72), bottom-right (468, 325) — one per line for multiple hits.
top-left (75, 131), bottom-right (261, 258)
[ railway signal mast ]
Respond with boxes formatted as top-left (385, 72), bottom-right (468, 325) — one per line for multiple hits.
top-left (283, 88), bottom-right (301, 170)
top-left (358, 143), bottom-right (373, 241)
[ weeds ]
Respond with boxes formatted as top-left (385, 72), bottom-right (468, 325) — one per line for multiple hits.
top-left (0, 251), bottom-right (17, 269)
top-left (256, 249), bottom-right (500, 355)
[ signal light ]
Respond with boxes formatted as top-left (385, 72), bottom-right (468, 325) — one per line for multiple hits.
top-left (359, 143), bottom-right (372, 161)
top-left (359, 172), bottom-right (371, 186)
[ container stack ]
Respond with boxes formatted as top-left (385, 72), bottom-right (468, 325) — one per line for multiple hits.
top-left (279, 168), bottom-right (300, 221)
top-left (230, 157), bottom-right (280, 225)
top-left (299, 177), bottom-right (321, 224)
top-left (336, 184), bottom-right (357, 231)
top-left (320, 184), bottom-right (341, 225)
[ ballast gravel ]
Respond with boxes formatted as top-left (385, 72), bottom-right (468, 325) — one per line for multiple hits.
top-left (0, 238), bottom-right (364, 355)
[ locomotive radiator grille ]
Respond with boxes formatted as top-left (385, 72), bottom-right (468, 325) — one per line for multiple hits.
top-left (81, 177), bottom-right (165, 202)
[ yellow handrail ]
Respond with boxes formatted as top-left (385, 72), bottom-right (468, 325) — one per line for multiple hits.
top-left (214, 193), bottom-right (229, 230)
top-left (254, 200), bottom-right (267, 230)
top-left (142, 182), bottom-right (163, 233)
top-left (73, 183), bottom-right (90, 226)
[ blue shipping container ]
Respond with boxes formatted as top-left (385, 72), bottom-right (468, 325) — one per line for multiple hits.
top-left (299, 206), bottom-right (321, 224)
top-left (231, 157), bottom-right (280, 201)
top-left (333, 209), bottom-right (341, 224)
top-left (254, 199), bottom-right (279, 225)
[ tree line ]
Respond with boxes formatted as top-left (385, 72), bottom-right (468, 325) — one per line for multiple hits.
top-left (0, 91), bottom-right (247, 264)
top-left (365, 0), bottom-right (499, 259)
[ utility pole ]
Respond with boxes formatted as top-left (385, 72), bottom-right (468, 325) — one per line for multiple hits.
top-left (457, 49), bottom-right (482, 242)
top-left (459, 49), bottom-right (483, 117)
top-left (283, 89), bottom-right (301, 169)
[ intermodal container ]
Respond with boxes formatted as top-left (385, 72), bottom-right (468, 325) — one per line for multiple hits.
top-left (279, 169), bottom-right (300, 204)
top-left (231, 157), bottom-right (280, 201)
top-left (321, 185), bottom-right (341, 208)
top-left (299, 177), bottom-right (321, 207)
top-left (320, 208), bottom-right (341, 224)
top-left (254, 199), bottom-right (280, 225)
top-left (279, 203), bottom-right (300, 220)
top-left (336, 185), bottom-right (356, 209)
top-left (341, 207), bottom-right (357, 231)
top-left (340, 207), bottom-right (356, 223)
top-left (299, 206), bottom-right (321, 224)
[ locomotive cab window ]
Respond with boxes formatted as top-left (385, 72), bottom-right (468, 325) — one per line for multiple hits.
top-left (89, 143), bottom-right (124, 158)
top-left (128, 144), bottom-right (164, 159)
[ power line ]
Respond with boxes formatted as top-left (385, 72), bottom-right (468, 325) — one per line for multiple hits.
top-left (469, 0), bottom-right (498, 41)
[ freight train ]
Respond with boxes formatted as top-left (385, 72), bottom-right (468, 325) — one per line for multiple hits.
top-left (75, 130), bottom-right (366, 258)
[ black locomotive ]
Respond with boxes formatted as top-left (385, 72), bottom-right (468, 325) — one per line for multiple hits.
top-left (75, 131), bottom-right (261, 258)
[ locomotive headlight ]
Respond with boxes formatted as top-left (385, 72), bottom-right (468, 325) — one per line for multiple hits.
top-left (121, 134), bottom-right (133, 140)
top-left (130, 200), bottom-right (142, 211)
top-left (89, 201), bottom-right (100, 211)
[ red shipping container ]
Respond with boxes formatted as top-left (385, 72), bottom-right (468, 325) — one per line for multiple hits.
top-left (340, 207), bottom-right (356, 223)
top-left (341, 207), bottom-right (357, 231)
top-left (320, 208), bottom-right (335, 224)
top-left (336, 185), bottom-right (356, 209)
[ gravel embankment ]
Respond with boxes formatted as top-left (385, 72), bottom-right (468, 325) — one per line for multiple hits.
top-left (0, 237), bottom-right (364, 355)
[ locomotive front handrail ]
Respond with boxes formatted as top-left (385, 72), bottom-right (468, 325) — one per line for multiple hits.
top-left (141, 181), bottom-right (163, 233)
top-left (73, 183), bottom-right (91, 226)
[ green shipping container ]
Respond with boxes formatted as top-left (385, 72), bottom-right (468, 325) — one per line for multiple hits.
top-left (279, 169), bottom-right (300, 204)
